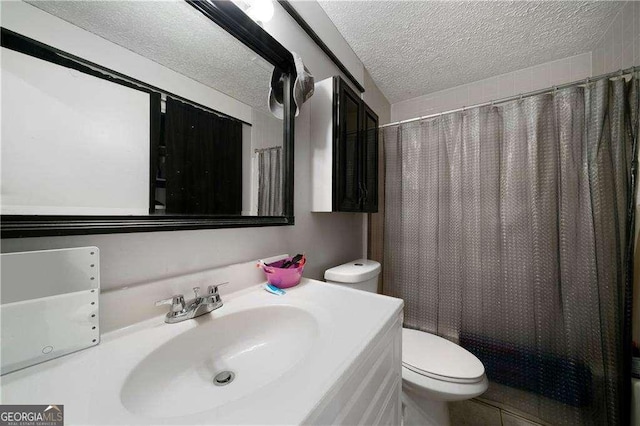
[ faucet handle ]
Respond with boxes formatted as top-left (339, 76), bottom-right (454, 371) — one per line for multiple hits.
top-left (155, 295), bottom-right (185, 312)
top-left (207, 282), bottom-right (229, 295)
top-left (193, 287), bottom-right (201, 298)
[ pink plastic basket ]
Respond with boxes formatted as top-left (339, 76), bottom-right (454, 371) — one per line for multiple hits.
top-left (260, 256), bottom-right (306, 289)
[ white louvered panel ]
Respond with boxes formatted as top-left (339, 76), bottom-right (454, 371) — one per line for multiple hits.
top-left (337, 341), bottom-right (394, 425)
top-left (376, 381), bottom-right (401, 426)
top-left (306, 311), bottom-right (402, 425)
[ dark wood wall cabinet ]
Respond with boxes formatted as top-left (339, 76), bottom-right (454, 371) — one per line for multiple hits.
top-left (309, 76), bottom-right (379, 213)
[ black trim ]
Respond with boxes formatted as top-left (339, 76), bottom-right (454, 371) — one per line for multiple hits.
top-left (330, 76), bottom-right (378, 212)
top-left (149, 93), bottom-right (162, 214)
top-left (1, 216), bottom-right (293, 238)
top-left (277, 0), bottom-right (366, 94)
top-left (333, 76), bottom-right (364, 211)
top-left (1, 28), bottom-right (153, 95)
top-left (187, 0), bottom-right (295, 74)
top-left (332, 76), bottom-right (341, 210)
top-left (283, 74), bottom-right (295, 219)
top-left (0, 27), bottom-right (252, 127)
top-left (361, 103), bottom-right (378, 213)
top-left (1, 0), bottom-right (296, 238)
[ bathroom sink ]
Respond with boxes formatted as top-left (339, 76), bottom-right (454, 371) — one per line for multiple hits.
top-left (0, 279), bottom-right (403, 425)
top-left (121, 306), bottom-right (319, 418)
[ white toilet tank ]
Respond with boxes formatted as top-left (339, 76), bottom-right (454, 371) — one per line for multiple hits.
top-left (324, 259), bottom-right (381, 293)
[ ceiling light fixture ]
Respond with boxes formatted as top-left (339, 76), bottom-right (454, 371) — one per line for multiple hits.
top-left (233, 0), bottom-right (274, 25)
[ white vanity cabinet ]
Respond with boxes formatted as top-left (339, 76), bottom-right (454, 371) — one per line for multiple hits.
top-left (305, 310), bottom-right (403, 425)
top-left (0, 278), bottom-right (403, 425)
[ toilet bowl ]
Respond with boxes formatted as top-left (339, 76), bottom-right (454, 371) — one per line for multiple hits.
top-left (401, 328), bottom-right (488, 425)
top-left (325, 259), bottom-right (488, 426)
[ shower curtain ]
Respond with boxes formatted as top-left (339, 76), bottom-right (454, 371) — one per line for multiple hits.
top-left (256, 146), bottom-right (283, 216)
top-left (164, 97), bottom-right (243, 215)
top-left (383, 74), bottom-right (638, 425)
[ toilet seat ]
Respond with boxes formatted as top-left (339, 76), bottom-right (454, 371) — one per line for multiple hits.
top-left (402, 364), bottom-right (489, 402)
top-left (402, 328), bottom-right (485, 384)
top-left (403, 363), bottom-right (482, 384)
top-left (401, 328), bottom-right (488, 402)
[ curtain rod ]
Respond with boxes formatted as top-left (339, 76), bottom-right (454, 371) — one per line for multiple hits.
top-left (254, 146), bottom-right (282, 153)
top-left (380, 66), bottom-right (640, 129)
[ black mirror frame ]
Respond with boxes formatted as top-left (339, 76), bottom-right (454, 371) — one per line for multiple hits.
top-left (1, 0), bottom-right (296, 238)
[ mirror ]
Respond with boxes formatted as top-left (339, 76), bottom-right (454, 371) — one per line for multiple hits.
top-left (1, 0), bottom-right (295, 237)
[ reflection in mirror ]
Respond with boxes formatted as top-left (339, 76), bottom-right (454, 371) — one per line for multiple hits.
top-left (1, 0), bottom-right (286, 218)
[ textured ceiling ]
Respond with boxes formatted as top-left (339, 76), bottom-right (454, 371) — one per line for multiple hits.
top-left (27, 0), bottom-right (274, 111)
top-left (318, 1), bottom-right (624, 103)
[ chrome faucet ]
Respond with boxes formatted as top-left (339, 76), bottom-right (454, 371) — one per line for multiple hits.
top-left (155, 282), bottom-right (228, 324)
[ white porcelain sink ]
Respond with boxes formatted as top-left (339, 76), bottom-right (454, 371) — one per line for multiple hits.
top-left (121, 306), bottom-right (319, 418)
top-left (1, 278), bottom-right (403, 425)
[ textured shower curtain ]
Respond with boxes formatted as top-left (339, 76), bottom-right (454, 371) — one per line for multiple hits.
top-left (383, 74), bottom-right (638, 425)
top-left (256, 146), bottom-right (283, 216)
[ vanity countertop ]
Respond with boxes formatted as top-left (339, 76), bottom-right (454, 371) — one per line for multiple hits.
top-left (0, 278), bottom-right (403, 425)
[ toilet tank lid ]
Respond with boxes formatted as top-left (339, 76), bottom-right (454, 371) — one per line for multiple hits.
top-left (324, 259), bottom-right (381, 283)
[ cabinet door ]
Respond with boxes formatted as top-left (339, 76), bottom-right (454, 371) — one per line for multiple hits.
top-left (361, 104), bottom-right (378, 212)
top-left (333, 78), bottom-right (363, 211)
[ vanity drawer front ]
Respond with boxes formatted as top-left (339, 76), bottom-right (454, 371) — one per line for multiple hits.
top-left (361, 323), bottom-right (402, 426)
top-left (361, 374), bottom-right (401, 425)
top-left (377, 382), bottom-right (401, 426)
top-left (337, 340), bottom-right (395, 425)
top-left (305, 312), bottom-right (402, 425)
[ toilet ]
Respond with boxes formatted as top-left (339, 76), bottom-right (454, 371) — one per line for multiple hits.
top-left (325, 259), bottom-right (489, 426)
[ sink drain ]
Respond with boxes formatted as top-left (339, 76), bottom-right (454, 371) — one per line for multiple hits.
top-left (213, 370), bottom-right (235, 386)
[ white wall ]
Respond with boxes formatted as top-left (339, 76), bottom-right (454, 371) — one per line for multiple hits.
top-left (251, 109), bottom-right (282, 150)
top-left (1, 47), bottom-right (150, 215)
top-left (364, 68), bottom-right (391, 125)
top-left (391, 52), bottom-right (592, 122)
top-left (592, 0), bottom-right (640, 76)
top-left (0, 2), bottom-right (373, 315)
